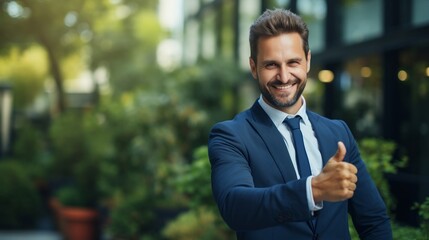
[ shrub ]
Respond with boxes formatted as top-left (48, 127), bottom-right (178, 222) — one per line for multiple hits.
top-left (165, 146), bottom-right (234, 240)
top-left (358, 138), bottom-right (407, 211)
top-left (0, 160), bottom-right (42, 229)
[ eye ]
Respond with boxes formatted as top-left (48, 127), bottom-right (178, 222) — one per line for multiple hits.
top-left (264, 62), bottom-right (278, 69)
top-left (288, 59), bottom-right (301, 67)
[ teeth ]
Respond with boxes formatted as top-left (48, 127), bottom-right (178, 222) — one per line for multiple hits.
top-left (275, 84), bottom-right (294, 89)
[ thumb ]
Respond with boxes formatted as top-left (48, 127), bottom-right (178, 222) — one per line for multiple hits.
top-left (333, 141), bottom-right (346, 162)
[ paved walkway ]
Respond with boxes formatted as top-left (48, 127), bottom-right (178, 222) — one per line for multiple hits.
top-left (0, 214), bottom-right (62, 240)
top-left (0, 231), bottom-right (62, 240)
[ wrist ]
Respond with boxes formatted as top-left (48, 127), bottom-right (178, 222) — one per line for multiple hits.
top-left (311, 177), bottom-right (322, 202)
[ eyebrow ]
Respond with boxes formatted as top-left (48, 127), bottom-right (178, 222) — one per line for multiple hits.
top-left (287, 57), bottom-right (303, 62)
top-left (260, 57), bottom-right (303, 65)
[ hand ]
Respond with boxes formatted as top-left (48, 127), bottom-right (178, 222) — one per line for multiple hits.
top-left (311, 141), bottom-right (358, 202)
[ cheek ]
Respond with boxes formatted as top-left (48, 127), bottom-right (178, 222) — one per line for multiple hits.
top-left (291, 68), bottom-right (308, 80)
top-left (259, 74), bottom-right (273, 86)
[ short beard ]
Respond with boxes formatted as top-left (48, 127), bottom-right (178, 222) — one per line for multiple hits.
top-left (260, 79), bottom-right (306, 109)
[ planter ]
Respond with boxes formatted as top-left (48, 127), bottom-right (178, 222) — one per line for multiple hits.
top-left (60, 207), bottom-right (99, 240)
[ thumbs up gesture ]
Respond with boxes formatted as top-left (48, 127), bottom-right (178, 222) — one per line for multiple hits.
top-left (312, 142), bottom-right (358, 202)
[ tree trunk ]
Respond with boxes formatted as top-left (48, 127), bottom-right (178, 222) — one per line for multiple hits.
top-left (45, 44), bottom-right (66, 113)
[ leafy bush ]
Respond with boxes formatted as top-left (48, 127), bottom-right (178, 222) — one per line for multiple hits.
top-left (49, 110), bottom-right (114, 208)
top-left (162, 207), bottom-right (232, 240)
top-left (413, 197), bottom-right (429, 239)
top-left (419, 197), bottom-right (429, 238)
top-left (0, 160), bottom-right (42, 229)
top-left (358, 138), bottom-right (407, 211)
top-left (106, 189), bottom-right (156, 239)
top-left (165, 146), bottom-right (234, 240)
top-left (175, 146), bottom-right (215, 210)
top-left (351, 138), bottom-right (428, 239)
top-left (391, 222), bottom-right (426, 240)
top-left (55, 185), bottom-right (90, 208)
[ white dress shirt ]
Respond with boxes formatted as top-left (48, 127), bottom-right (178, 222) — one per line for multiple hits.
top-left (258, 95), bottom-right (323, 212)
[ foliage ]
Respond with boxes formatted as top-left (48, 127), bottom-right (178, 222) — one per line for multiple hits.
top-left (11, 119), bottom-right (49, 182)
top-left (357, 138), bottom-right (408, 211)
top-left (0, 160), bottom-right (42, 229)
top-left (175, 146), bottom-right (215, 210)
top-left (0, 46), bottom-right (48, 108)
top-left (391, 222), bottom-right (426, 240)
top-left (413, 197), bottom-right (429, 239)
top-left (55, 185), bottom-right (89, 208)
top-left (165, 146), bottom-right (234, 240)
top-left (97, 58), bottom-right (244, 237)
top-left (106, 189), bottom-right (157, 240)
top-left (348, 138), bottom-right (423, 239)
top-left (419, 197), bottom-right (429, 237)
top-left (0, 0), bottom-right (163, 111)
top-left (170, 59), bottom-right (244, 121)
top-left (162, 207), bottom-right (233, 240)
top-left (49, 110), bottom-right (114, 207)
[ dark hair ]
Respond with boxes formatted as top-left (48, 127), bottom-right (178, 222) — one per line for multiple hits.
top-left (249, 9), bottom-right (309, 62)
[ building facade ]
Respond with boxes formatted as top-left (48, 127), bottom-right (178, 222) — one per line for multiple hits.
top-left (182, 0), bottom-right (429, 226)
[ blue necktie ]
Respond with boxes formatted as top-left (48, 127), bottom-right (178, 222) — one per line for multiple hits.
top-left (284, 116), bottom-right (312, 178)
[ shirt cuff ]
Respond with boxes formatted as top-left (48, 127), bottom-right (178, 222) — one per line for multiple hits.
top-left (306, 176), bottom-right (323, 212)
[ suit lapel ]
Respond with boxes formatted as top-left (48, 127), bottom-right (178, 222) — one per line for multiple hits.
top-left (247, 102), bottom-right (298, 182)
top-left (307, 111), bottom-right (336, 166)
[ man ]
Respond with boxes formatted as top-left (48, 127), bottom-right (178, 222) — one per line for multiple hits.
top-left (208, 9), bottom-right (392, 239)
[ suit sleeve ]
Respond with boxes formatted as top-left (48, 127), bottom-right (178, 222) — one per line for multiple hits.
top-left (339, 121), bottom-right (393, 240)
top-left (208, 121), bottom-right (312, 231)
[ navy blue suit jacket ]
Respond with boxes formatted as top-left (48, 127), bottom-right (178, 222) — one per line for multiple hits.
top-left (208, 101), bottom-right (392, 240)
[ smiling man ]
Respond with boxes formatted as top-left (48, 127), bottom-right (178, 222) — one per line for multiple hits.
top-left (208, 9), bottom-right (392, 240)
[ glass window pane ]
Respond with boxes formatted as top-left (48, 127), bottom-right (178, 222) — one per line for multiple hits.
top-left (239, 0), bottom-right (260, 69)
top-left (298, 0), bottom-right (327, 53)
top-left (339, 55), bottom-right (382, 138)
top-left (341, 0), bottom-right (383, 44)
top-left (412, 0), bottom-right (429, 26)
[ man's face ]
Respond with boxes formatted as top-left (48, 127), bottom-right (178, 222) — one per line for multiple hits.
top-left (249, 32), bottom-right (311, 114)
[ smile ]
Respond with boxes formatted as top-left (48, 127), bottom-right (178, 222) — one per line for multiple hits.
top-left (273, 82), bottom-right (297, 90)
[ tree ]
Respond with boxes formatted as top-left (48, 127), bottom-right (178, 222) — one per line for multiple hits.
top-left (0, 0), bottom-right (164, 112)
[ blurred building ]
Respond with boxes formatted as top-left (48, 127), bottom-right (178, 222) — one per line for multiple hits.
top-left (180, 0), bottom-right (429, 226)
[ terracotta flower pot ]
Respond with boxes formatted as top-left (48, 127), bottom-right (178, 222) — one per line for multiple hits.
top-left (60, 207), bottom-right (99, 240)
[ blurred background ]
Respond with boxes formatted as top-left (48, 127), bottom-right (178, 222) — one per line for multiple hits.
top-left (0, 0), bottom-right (428, 239)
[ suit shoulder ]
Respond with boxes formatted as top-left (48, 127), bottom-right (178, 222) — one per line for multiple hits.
top-left (211, 109), bottom-right (251, 131)
top-left (308, 111), bottom-right (348, 128)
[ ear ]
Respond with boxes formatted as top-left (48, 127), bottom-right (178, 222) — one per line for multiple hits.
top-left (306, 50), bottom-right (312, 73)
top-left (249, 57), bottom-right (257, 79)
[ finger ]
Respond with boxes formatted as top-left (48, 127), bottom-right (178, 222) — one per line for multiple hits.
top-left (349, 173), bottom-right (358, 183)
top-left (348, 182), bottom-right (356, 191)
top-left (333, 141), bottom-right (347, 162)
top-left (348, 163), bottom-right (358, 174)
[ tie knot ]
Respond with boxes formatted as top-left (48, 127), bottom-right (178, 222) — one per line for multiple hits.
top-left (284, 116), bottom-right (301, 130)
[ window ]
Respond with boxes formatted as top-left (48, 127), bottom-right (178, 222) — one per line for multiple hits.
top-left (412, 0), bottom-right (429, 26)
top-left (338, 55), bottom-right (382, 138)
top-left (298, 0), bottom-right (327, 53)
top-left (341, 0), bottom-right (382, 44)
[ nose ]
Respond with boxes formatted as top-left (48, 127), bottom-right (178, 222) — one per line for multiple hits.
top-left (278, 66), bottom-right (292, 83)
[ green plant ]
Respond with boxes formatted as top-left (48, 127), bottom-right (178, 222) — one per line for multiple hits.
top-left (162, 207), bottom-right (233, 240)
top-left (49, 110), bottom-right (114, 208)
top-left (413, 197), bottom-right (429, 239)
top-left (358, 138), bottom-right (407, 211)
top-left (166, 146), bottom-right (234, 239)
top-left (55, 185), bottom-right (90, 208)
top-left (349, 138), bottom-right (413, 239)
top-left (0, 160), bottom-right (42, 229)
top-left (106, 189), bottom-right (157, 239)
top-left (175, 146), bottom-right (215, 210)
top-left (392, 223), bottom-right (426, 240)
top-left (419, 197), bottom-right (429, 238)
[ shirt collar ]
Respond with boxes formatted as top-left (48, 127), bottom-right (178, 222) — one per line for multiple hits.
top-left (258, 95), bottom-right (310, 127)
